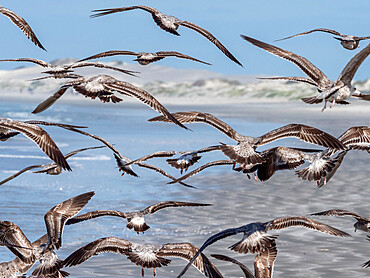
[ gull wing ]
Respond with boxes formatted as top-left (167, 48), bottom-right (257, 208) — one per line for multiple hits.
top-left (241, 35), bottom-right (332, 90)
top-left (0, 120), bottom-right (71, 171)
top-left (0, 57), bottom-right (50, 67)
top-left (0, 221), bottom-right (34, 264)
top-left (78, 50), bottom-right (140, 62)
top-left (158, 243), bottom-right (223, 277)
top-left (137, 162), bottom-right (195, 188)
top-left (44, 191), bottom-right (95, 250)
top-left (211, 254), bottom-right (254, 278)
top-left (156, 51), bottom-right (211, 65)
top-left (266, 216), bottom-right (351, 237)
top-left (123, 151), bottom-right (177, 167)
top-left (32, 87), bottom-right (69, 114)
top-left (337, 43), bottom-right (370, 85)
top-left (257, 76), bottom-right (318, 87)
top-left (275, 28), bottom-right (344, 42)
top-left (66, 210), bottom-right (127, 225)
top-left (149, 111), bottom-right (241, 141)
top-left (337, 126), bottom-right (370, 151)
top-left (63, 237), bottom-right (132, 267)
top-left (180, 21), bottom-right (242, 66)
top-left (258, 123), bottom-right (345, 150)
top-left (91, 5), bottom-right (158, 18)
top-left (0, 164), bottom-right (44, 186)
top-left (68, 62), bottom-right (139, 77)
top-left (311, 209), bottom-right (368, 221)
top-left (105, 81), bottom-right (188, 130)
top-left (168, 159), bottom-right (234, 184)
top-left (0, 7), bottom-right (46, 50)
top-left (144, 201), bottom-right (211, 214)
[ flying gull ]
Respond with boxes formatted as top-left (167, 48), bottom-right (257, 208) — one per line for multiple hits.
top-left (149, 111), bottom-right (345, 166)
top-left (91, 5), bottom-right (242, 66)
top-left (177, 216), bottom-right (350, 277)
top-left (79, 50), bottom-right (211, 65)
top-left (241, 35), bottom-right (370, 111)
top-left (32, 74), bottom-right (188, 130)
top-left (66, 201), bottom-right (211, 234)
top-left (275, 28), bottom-right (370, 50)
top-left (63, 237), bottom-right (223, 277)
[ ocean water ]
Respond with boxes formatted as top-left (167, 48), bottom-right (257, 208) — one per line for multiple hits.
top-left (0, 99), bottom-right (368, 277)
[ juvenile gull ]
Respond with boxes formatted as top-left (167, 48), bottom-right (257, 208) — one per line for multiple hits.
top-left (0, 58), bottom-right (138, 80)
top-left (177, 216), bottom-right (350, 277)
top-left (233, 146), bottom-right (321, 182)
top-left (275, 28), bottom-right (370, 50)
top-left (0, 118), bottom-right (87, 171)
top-left (66, 201), bottom-right (211, 234)
top-left (149, 111), bottom-right (345, 166)
top-left (91, 6), bottom-right (242, 66)
top-left (122, 145), bottom-right (221, 174)
top-left (311, 209), bottom-right (370, 232)
top-left (0, 146), bottom-right (105, 186)
top-left (0, 191), bottom-right (94, 277)
top-left (0, 6), bottom-right (46, 50)
top-left (241, 35), bottom-right (370, 111)
top-left (59, 126), bottom-right (192, 187)
top-left (79, 50), bottom-right (211, 65)
top-left (63, 237), bottom-right (223, 277)
top-left (32, 74), bottom-right (188, 130)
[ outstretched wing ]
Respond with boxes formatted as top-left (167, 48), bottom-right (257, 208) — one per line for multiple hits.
top-left (176, 227), bottom-right (245, 277)
top-left (168, 159), bottom-right (234, 184)
top-left (91, 5), bottom-right (158, 18)
top-left (311, 209), bottom-right (367, 221)
top-left (257, 76), bottom-right (318, 87)
top-left (180, 21), bottom-right (242, 66)
top-left (337, 126), bottom-right (370, 151)
top-left (69, 62), bottom-right (139, 77)
top-left (0, 57), bottom-right (50, 67)
top-left (259, 124), bottom-right (345, 150)
top-left (144, 201), bottom-right (211, 214)
top-left (0, 164), bottom-right (44, 186)
top-left (149, 111), bottom-right (241, 140)
top-left (44, 191), bottom-right (95, 250)
top-left (106, 81), bottom-right (188, 130)
top-left (137, 162), bottom-right (195, 188)
top-left (63, 237), bottom-right (131, 267)
top-left (32, 87), bottom-right (69, 114)
top-left (123, 151), bottom-right (176, 167)
top-left (275, 28), bottom-right (344, 42)
top-left (0, 120), bottom-right (71, 171)
top-left (159, 243), bottom-right (223, 276)
top-left (0, 7), bottom-right (46, 50)
top-left (241, 35), bottom-right (332, 90)
top-left (211, 254), bottom-right (254, 278)
top-left (266, 216), bottom-right (351, 237)
top-left (156, 51), bottom-right (211, 65)
top-left (0, 221), bottom-right (34, 264)
top-left (337, 43), bottom-right (370, 85)
top-left (78, 50), bottom-right (140, 62)
top-left (66, 210), bottom-right (127, 225)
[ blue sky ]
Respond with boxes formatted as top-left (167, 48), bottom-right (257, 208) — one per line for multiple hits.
top-left (0, 0), bottom-right (369, 80)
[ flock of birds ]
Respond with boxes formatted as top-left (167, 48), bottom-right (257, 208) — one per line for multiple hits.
top-left (0, 3), bottom-right (369, 278)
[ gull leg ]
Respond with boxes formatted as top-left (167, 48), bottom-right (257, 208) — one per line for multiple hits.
top-left (321, 100), bottom-right (327, 112)
top-left (254, 174), bottom-right (258, 182)
top-left (142, 268), bottom-right (145, 277)
top-left (153, 268), bottom-right (157, 277)
top-left (232, 161), bottom-right (236, 170)
top-left (329, 99), bottom-right (336, 109)
top-left (246, 173), bottom-right (251, 179)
